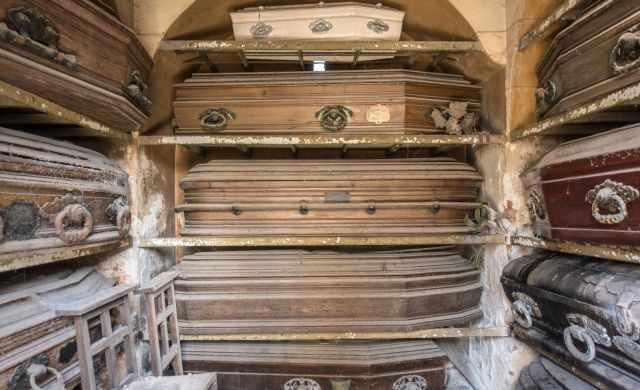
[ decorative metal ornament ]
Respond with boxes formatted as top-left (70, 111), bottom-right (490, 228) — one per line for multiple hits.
top-left (366, 104), bottom-right (391, 124)
top-left (106, 197), bottom-right (131, 237)
top-left (535, 79), bottom-right (557, 116)
top-left (585, 179), bottom-right (640, 225)
top-left (250, 21), bottom-right (273, 38)
top-left (0, 7), bottom-right (77, 70)
top-left (613, 335), bottom-right (640, 363)
top-left (199, 108), bottom-right (237, 131)
top-left (615, 294), bottom-right (640, 340)
top-left (330, 379), bottom-right (351, 390)
top-left (284, 377), bottom-right (321, 390)
top-left (55, 204), bottom-right (94, 245)
top-left (430, 102), bottom-right (479, 135)
top-left (2, 201), bottom-right (39, 241)
top-left (316, 105), bottom-right (353, 132)
top-left (392, 375), bottom-right (428, 390)
top-left (367, 19), bottom-right (390, 34)
top-left (566, 313), bottom-right (612, 347)
top-left (564, 324), bottom-right (597, 362)
top-left (8, 354), bottom-right (49, 390)
top-left (309, 18), bottom-right (333, 33)
top-left (511, 292), bottom-right (541, 329)
top-left (527, 190), bottom-right (546, 222)
top-left (610, 25), bottom-right (640, 74)
top-left (124, 70), bottom-right (152, 113)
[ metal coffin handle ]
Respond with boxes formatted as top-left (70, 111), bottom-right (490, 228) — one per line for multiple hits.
top-left (610, 26), bottom-right (640, 74)
top-left (199, 108), bottom-right (236, 131)
top-left (564, 325), bottom-right (596, 363)
top-left (54, 204), bottom-right (93, 245)
top-left (28, 364), bottom-right (65, 390)
top-left (585, 179), bottom-right (640, 225)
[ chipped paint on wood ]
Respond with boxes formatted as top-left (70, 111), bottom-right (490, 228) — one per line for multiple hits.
top-left (0, 80), bottom-right (131, 139)
top-left (139, 234), bottom-right (507, 248)
top-left (179, 326), bottom-right (511, 341)
top-left (160, 40), bottom-right (485, 53)
top-left (518, 0), bottom-right (593, 50)
top-left (512, 81), bottom-right (640, 140)
top-left (511, 236), bottom-right (640, 264)
top-left (0, 238), bottom-right (130, 272)
top-left (139, 134), bottom-right (506, 147)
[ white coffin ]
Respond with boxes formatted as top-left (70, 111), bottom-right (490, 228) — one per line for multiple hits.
top-left (230, 2), bottom-right (406, 62)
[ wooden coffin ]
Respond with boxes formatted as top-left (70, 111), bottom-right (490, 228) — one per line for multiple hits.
top-left (0, 267), bottom-right (115, 390)
top-left (182, 341), bottom-right (447, 390)
top-left (523, 123), bottom-right (640, 245)
top-left (0, 0), bottom-right (152, 131)
top-left (230, 2), bottom-right (405, 62)
top-left (516, 358), bottom-right (596, 390)
top-left (173, 70), bottom-right (481, 136)
top-left (0, 127), bottom-right (130, 268)
top-left (535, 0), bottom-right (640, 123)
top-left (501, 253), bottom-right (640, 389)
top-left (176, 247), bottom-right (482, 336)
top-left (178, 158), bottom-right (482, 238)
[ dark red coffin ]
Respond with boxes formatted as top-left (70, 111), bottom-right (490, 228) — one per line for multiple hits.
top-left (523, 123), bottom-right (640, 245)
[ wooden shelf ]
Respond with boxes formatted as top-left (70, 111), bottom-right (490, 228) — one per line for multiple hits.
top-left (159, 40), bottom-right (484, 53)
top-left (0, 238), bottom-right (131, 273)
top-left (179, 326), bottom-right (510, 341)
top-left (517, 0), bottom-right (592, 50)
top-left (511, 81), bottom-right (640, 140)
top-left (139, 234), bottom-right (507, 248)
top-left (139, 134), bottom-right (505, 148)
top-left (0, 80), bottom-right (130, 139)
top-left (511, 236), bottom-right (640, 264)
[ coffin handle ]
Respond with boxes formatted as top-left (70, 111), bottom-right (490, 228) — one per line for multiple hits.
top-left (55, 204), bottom-right (93, 245)
top-left (106, 197), bottom-right (131, 238)
top-left (610, 27), bottom-right (640, 75)
top-left (316, 105), bottom-right (353, 132)
top-left (28, 364), bottom-right (65, 390)
top-left (512, 300), bottom-right (533, 329)
top-left (564, 325), bottom-right (596, 363)
top-left (199, 108), bottom-right (236, 131)
top-left (586, 180), bottom-right (640, 225)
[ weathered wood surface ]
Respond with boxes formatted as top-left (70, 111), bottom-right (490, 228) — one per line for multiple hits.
top-left (176, 248), bottom-right (482, 336)
top-left (178, 158), bottom-right (482, 238)
top-left (535, 1), bottom-right (640, 125)
top-left (182, 340), bottom-right (447, 390)
top-left (502, 253), bottom-right (640, 389)
top-left (173, 70), bottom-right (481, 136)
top-left (0, 0), bottom-right (152, 131)
top-left (0, 268), bottom-right (115, 390)
top-left (523, 123), bottom-right (640, 246)
top-left (0, 128), bottom-right (131, 267)
top-left (516, 357), bottom-right (597, 390)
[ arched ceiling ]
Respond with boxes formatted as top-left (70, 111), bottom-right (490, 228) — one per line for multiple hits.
top-left (141, 0), bottom-right (505, 133)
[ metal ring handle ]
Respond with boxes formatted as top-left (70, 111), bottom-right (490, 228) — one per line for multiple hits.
top-left (316, 105), bottom-right (353, 132)
top-left (116, 205), bottom-right (131, 237)
top-left (199, 108), bottom-right (236, 131)
top-left (28, 364), bottom-right (64, 390)
top-left (54, 204), bottom-right (93, 245)
top-left (512, 300), bottom-right (533, 329)
top-left (592, 187), bottom-right (628, 225)
top-left (610, 29), bottom-right (640, 74)
top-left (564, 325), bottom-right (596, 362)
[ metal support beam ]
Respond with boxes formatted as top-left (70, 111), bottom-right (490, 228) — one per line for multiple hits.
top-left (161, 40), bottom-right (484, 53)
top-left (0, 80), bottom-right (131, 139)
top-left (511, 236), bottom-right (640, 264)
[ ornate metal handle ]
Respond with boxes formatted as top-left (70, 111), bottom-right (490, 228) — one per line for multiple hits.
top-left (512, 300), bottom-right (533, 329)
top-left (28, 364), bottom-right (65, 390)
top-left (585, 179), bottom-right (639, 225)
top-left (309, 18), bottom-right (333, 33)
top-left (564, 325), bottom-right (596, 362)
top-left (250, 21), bottom-right (273, 38)
top-left (124, 70), bottom-right (152, 113)
top-left (106, 197), bottom-right (131, 238)
top-left (610, 26), bottom-right (640, 74)
top-left (316, 105), bottom-right (353, 132)
top-left (199, 108), bottom-right (236, 131)
top-left (392, 375), bottom-right (428, 390)
top-left (55, 204), bottom-right (93, 245)
top-left (367, 19), bottom-right (389, 34)
top-left (284, 378), bottom-right (321, 390)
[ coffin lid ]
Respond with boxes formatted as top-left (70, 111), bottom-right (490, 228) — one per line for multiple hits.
top-left (0, 267), bottom-right (115, 339)
top-left (532, 123), bottom-right (640, 170)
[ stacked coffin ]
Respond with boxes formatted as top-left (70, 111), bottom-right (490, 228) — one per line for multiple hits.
top-left (172, 70), bottom-right (481, 136)
top-left (0, 0), bottom-right (152, 131)
top-left (178, 158), bottom-right (482, 238)
top-left (0, 127), bottom-right (131, 270)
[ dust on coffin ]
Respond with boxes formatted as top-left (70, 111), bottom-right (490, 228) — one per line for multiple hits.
top-left (173, 70), bottom-right (481, 137)
top-left (0, 0), bottom-right (152, 131)
top-left (175, 247), bottom-right (482, 336)
top-left (0, 127), bottom-right (131, 268)
top-left (177, 158), bottom-right (482, 238)
top-left (502, 253), bottom-right (640, 390)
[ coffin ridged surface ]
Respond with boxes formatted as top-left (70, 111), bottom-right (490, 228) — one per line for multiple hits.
top-left (176, 247), bottom-right (482, 335)
top-left (178, 158), bottom-right (481, 237)
top-left (182, 340), bottom-right (447, 390)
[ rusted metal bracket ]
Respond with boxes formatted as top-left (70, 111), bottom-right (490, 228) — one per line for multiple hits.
top-left (518, 0), bottom-right (596, 50)
top-left (139, 234), bottom-right (507, 248)
top-left (0, 80), bottom-right (131, 139)
top-left (511, 236), bottom-right (640, 264)
top-left (511, 80), bottom-right (640, 140)
top-left (179, 326), bottom-right (511, 341)
top-left (160, 40), bottom-right (484, 53)
top-left (138, 134), bottom-right (505, 147)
